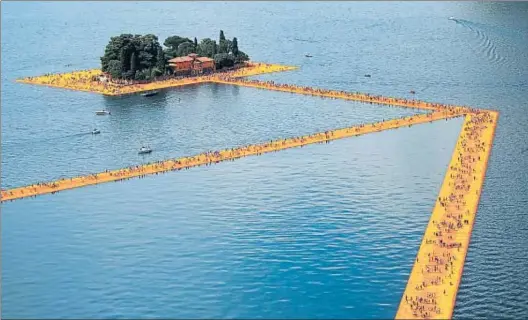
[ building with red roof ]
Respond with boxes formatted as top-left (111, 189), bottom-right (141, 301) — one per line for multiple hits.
top-left (168, 54), bottom-right (216, 76)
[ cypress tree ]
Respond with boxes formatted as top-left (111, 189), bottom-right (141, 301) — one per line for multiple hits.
top-left (194, 37), bottom-right (198, 51)
top-left (130, 52), bottom-right (137, 78)
top-left (219, 30), bottom-right (228, 54)
top-left (120, 47), bottom-right (128, 73)
top-left (232, 37), bottom-right (239, 56)
top-left (156, 47), bottom-right (166, 74)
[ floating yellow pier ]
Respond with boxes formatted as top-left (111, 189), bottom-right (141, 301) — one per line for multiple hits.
top-left (395, 110), bottom-right (498, 319)
top-left (10, 62), bottom-right (500, 319)
top-left (0, 110), bottom-right (462, 202)
top-left (15, 63), bottom-right (298, 96)
top-left (213, 78), bottom-right (445, 111)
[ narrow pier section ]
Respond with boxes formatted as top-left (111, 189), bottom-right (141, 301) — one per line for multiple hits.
top-left (1, 110), bottom-right (462, 202)
top-left (213, 78), bottom-right (470, 113)
top-left (395, 110), bottom-right (498, 319)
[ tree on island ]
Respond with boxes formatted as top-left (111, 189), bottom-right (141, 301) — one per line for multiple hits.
top-left (213, 35), bottom-right (249, 69)
top-left (130, 52), bottom-right (137, 78)
top-left (177, 42), bottom-right (195, 57)
top-left (218, 30), bottom-right (228, 54)
top-left (198, 38), bottom-right (217, 58)
top-left (193, 37), bottom-right (199, 53)
top-left (163, 36), bottom-right (193, 59)
top-left (156, 47), bottom-right (166, 75)
top-left (232, 37), bottom-right (239, 56)
top-left (101, 30), bottom-right (250, 80)
top-left (101, 34), bottom-right (164, 81)
top-left (214, 53), bottom-right (235, 69)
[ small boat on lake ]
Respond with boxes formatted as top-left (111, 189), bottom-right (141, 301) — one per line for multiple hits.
top-left (91, 128), bottom-right (100, 134)
top-left (95, 110), bottom-right (111, 115)
top-left (364, 74), bottom-right (371, 78)
top-left (305, 54), bottom-right (313, 58)
top-left (448, 16), bottom-right (456, 21)
top-left (410, 90), bottom-right (416, 94)
top-left (138, 146), bottom-right (152, 154)
top-left (141, 91), bottom-right (159, 97)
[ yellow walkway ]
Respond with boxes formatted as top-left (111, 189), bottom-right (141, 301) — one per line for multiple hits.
top-left (213, 78), bottom-right (470, 113)
top-left (0, 110), bottom-right (461, 202)
top-left (15, 63), bottom-right (298, 96)
top-left (10, 62), bottom-right (501, 319)
top-left (395, 110), bottom-right (498, 319)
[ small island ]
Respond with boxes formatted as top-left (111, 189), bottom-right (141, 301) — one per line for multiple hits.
top-left (100, 30), bottom-right (250, 81)
top-left (16, 30), bottom-right (297, 96)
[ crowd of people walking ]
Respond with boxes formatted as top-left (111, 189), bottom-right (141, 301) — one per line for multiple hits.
top-left (397, 111), bottom-right (497, 319)
top-left (17, 63), bottom-right (294, 96)
top-left (0, 108), bottom-right (473, 202)
top-left (13, 60), bottom-right (500, 320)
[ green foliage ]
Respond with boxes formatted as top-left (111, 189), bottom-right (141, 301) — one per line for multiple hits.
top-left (232, 37), bottom-right (239, 56)
top-left (218, 30), bottom-right (228, 54)
top-left (177, 42), bottom-right (195, 56)
top-left (235, 50), bottom-right (250, 64)
top-left (130, 52), bottom-right (137, 76)
top-left (107, 60), bottom-right (122, 79)
top-left (101, 34), bottom-right (165, 80)
top-left (119, 47), bottom-right (128, 72)
top-left (101, 31), bottom-right (250, 79)
top-left (101, 34), bottom-right (134, 72)
top-left (163, 36), bottom-right (192, 59)
top-left (156, 47), bottom-right (166, 74)
top-left (136, 34), bottom-right (161, 70)
top-left (199, 38), bottom-right (217, 58)
top-left (214, 53), bottom-right (235, 69)
top-left (151, 67), bottom-right (163, 77)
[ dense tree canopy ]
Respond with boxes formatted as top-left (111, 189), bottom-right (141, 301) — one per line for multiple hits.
top-left (101, 34), bottom-right (164, 80)
top-left (101, 30), bottom-right (250, 80)
top-left (214, 53), bottom-right (235, 69)
top-left (177, 42), bottom-right (195, 57)
top-left (198, 38), bottom-right (217, 58)
top-left (163, 36), bottom-right (193, 59)
top-left (232, 37), bottom-right (239, 56)
top-left (218, 30), bottom-right (228, 54)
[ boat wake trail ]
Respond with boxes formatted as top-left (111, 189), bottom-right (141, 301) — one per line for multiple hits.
top-left (293, 37), bottom-right (319, 44)
top-left (454, 19), bottom-right (507, 66)
top-left (51, 132), bottom-right (94, 141)
top-left (420, 84), bottom-right (433, 93)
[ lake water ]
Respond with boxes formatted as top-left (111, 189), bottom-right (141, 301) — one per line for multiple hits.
top-left (2, 1), bottom-right (527, 319)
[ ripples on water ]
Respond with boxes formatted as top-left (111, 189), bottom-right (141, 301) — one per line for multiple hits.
top-left (0, 84), bottom-right (425, 188)
top-left (2, 1), bottom-right (528, 319)
top-left (452, 19), bottom-right (505, 65)
top-left (2, 119), bottom-right (463, 319)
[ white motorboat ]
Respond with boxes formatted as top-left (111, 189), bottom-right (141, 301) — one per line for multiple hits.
top-left (138, 146), bottom-right (152, 154)
top-left (95, 110), bottom-right (111, 115)
top-left (448, 16), bottom-right (456, 21)
top-left (92, 128), bottom-right (101, 134)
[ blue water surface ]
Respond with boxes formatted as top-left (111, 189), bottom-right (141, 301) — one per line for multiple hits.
top-left (2, 1), bottom-right (528, 319)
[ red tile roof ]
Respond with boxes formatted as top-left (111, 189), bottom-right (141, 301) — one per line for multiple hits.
top-left (168, 56), bottom-right (193, 63)
top-left (196, 57), bottom-right (214, 62)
